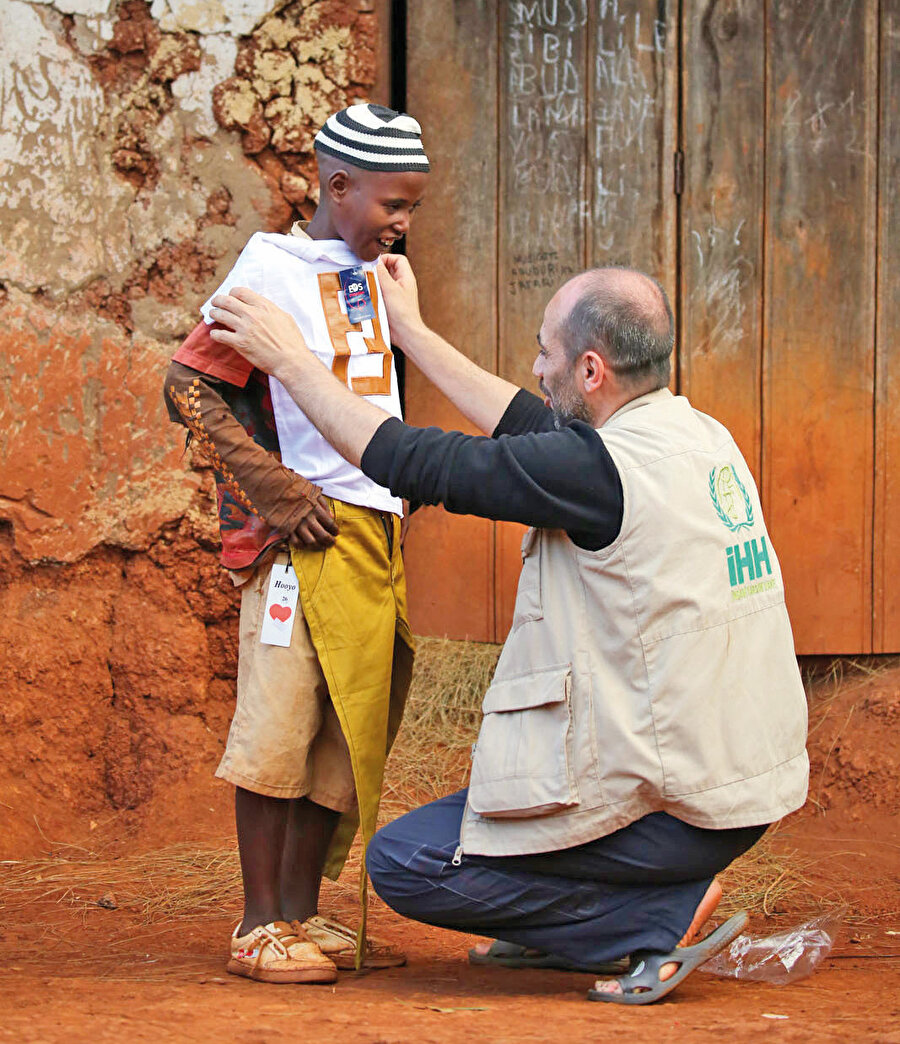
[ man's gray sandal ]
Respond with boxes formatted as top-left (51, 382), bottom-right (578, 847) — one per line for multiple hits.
top-left (586, 910), bottom-right (749, 1006)
top-left (469, 940), bottom-right (629, 975)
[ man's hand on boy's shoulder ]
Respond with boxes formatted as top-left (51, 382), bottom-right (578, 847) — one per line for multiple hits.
top-left (282, 497), bottom-right (339, 550)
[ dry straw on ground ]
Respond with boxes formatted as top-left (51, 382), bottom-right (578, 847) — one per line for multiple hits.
top-left (0, 638), bottom-right (841, 926)
top-left (802, 656), bottom-right (894, 741)
top-left (0, 842), bottom-right (244, 921)
top-left (0, 831), bottom-right (815, 926)
top-left (381, 636), bottom-right (500, 812)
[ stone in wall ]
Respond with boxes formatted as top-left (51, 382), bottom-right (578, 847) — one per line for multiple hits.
top-left (211, 0), bottom-right (377, 207)
top-left (151, 0), bottom-right (288, 36)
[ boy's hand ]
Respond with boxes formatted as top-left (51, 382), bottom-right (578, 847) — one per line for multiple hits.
top-left (284, 498), bottom-right (339, 550)
top-left (377, 255), bottom-right (427, 346)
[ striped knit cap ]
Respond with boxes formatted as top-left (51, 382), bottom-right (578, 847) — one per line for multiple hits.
top-left (314, 103), bottom-right (430, 173)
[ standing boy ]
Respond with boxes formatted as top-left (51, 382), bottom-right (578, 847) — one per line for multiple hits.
top-left (164, 103), bottom-right (429, 983)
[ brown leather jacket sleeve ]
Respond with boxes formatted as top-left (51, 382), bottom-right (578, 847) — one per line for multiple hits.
top-left (164, 360), bottom-right (323, 534)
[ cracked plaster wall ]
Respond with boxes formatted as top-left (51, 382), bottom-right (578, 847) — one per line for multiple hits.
top-left (0, 0), bottom-right (381, 848)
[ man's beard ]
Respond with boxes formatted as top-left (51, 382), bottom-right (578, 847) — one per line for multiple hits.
top-left (549, 382), bottom-right (593, 430)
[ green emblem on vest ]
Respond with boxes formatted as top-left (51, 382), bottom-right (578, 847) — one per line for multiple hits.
top-left (708, 465), bottom-right (754, 532)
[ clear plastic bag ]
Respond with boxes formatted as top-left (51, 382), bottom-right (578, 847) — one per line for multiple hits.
top-left (701, 907), bottom-right (846, 985)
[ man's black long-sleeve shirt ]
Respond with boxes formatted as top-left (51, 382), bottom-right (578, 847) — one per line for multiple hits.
top-left (360, 389), bottom-right (624, 551)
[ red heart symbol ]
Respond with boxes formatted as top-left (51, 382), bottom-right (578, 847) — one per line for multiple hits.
top-left (269, 604), bottom-right (292, 623)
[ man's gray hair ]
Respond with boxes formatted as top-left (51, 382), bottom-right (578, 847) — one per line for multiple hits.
top-left (559, 267), bottom-right (674, 390)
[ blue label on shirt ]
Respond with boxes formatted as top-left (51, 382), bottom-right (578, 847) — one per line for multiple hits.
top-left (338, 266), bottom-right (375, 324)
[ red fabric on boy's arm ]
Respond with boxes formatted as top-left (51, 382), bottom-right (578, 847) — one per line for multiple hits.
top-left (173, 319), bottom-right (255, 387)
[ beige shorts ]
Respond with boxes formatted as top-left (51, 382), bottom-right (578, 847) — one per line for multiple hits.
top-left (215, 552), bottom-right (356, 812)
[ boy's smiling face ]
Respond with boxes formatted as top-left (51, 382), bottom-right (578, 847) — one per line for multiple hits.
top-left (327, 165), bottom-right (428, 262)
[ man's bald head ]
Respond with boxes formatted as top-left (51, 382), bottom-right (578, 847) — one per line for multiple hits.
top-left (555, 267), bottom-right (674, 392)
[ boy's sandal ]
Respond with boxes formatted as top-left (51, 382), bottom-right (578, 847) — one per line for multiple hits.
top-left (469, 940), bottom-right (628, 975)
top-left (300, 914), bottom-right (406, 970)
top-left (586, 910), bottom-right (749, 1006)
top-left (227, 920), bottom-right (338, 984)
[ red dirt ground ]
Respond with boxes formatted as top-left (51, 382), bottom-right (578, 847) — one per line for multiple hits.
top-left (1, 664), bottom-right (898, 1042)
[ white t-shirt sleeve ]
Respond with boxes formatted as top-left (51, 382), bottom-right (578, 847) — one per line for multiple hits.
top-left (199, 234), bottom-right (266, 324)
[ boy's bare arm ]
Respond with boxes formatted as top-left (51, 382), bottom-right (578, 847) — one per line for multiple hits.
top-left (377, 255), bottom-right (520, 436)
top-left (164, 361), bottom-right (338, 547)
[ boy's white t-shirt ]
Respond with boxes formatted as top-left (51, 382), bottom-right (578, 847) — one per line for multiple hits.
top-left (202, 231), bottom-right (403, 516)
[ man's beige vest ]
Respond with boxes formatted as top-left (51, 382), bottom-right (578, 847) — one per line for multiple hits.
top-left (459, 389), bottom-right (809, 858)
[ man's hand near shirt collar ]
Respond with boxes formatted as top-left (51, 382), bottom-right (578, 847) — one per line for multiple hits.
top-left (377, 255), bottom-right (519, 436)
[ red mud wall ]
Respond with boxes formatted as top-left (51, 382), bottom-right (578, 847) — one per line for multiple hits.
top-left (0, 0), bottom-right (382, 856)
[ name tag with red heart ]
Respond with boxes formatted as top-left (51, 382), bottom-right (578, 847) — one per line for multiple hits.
top-left (260, 558), bottom-right (300, 647)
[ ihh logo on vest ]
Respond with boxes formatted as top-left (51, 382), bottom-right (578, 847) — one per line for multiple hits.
top-left (726, 538), bottom-right (775, 600)
top-left (709, 465), bottom-right (776, 601)
top-left (708, 465), bottom-right (754, 532)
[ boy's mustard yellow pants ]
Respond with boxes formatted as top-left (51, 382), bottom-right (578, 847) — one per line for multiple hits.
top-left (290, 498), bottom-right (414, 962)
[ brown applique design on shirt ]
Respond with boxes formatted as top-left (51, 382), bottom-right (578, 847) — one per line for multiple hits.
top-left (169, 377), bottom-right (261, 518)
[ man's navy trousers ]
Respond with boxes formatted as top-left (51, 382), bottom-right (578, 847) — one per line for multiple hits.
top-left (367, 789), bottom-right (766, 963)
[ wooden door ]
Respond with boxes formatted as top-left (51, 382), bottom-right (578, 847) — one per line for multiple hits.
top-left (761, 0), bottom-right (878, 653)
top-left (404, 1), bottom-right (498, 640)
top-left (404, 0), bottom-right (898, 653)
top-left (874, 0), bottom-right (900, 651)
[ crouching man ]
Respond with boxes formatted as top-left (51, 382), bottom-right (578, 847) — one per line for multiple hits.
top-left (205, 256), bottom-right (809, 1005)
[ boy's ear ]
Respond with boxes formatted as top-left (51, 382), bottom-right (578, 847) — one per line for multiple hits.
top-left (326, 169), bottom-right (350, 204)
